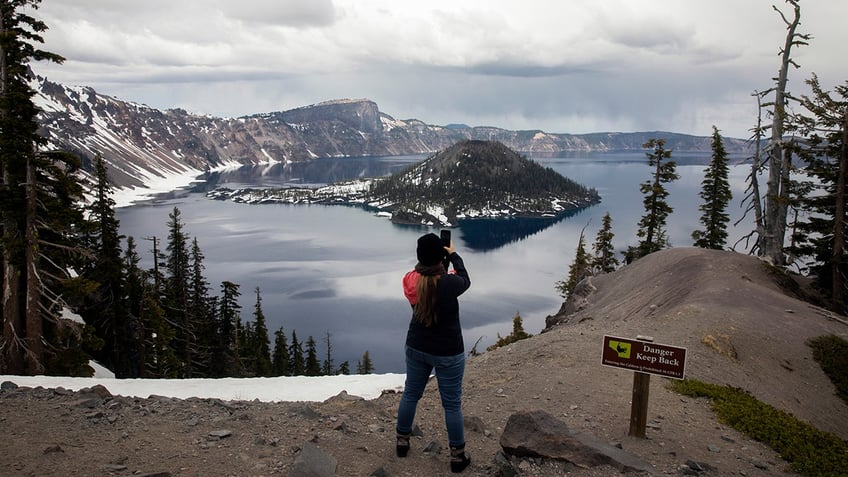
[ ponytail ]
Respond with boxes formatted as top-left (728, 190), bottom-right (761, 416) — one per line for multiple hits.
top-left (413, 274), bottom-right (440, 326)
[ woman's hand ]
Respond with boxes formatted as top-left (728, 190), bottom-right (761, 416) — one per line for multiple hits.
top-left (444, 241), bottom-right (456, 256)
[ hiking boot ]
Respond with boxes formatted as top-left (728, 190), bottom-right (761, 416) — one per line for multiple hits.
top-left (450, 445), bottom-right (471, 473)
top-left (396, 433), bottom-right (411, 457)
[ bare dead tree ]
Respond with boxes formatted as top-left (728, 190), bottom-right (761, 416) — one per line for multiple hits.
top-left (735, 91), bottom-right (770, 254)
top-left (759, 0), bottom-right (811, 266)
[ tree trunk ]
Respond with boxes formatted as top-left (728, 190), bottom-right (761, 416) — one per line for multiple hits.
top-left (24, 157), bottom-right (43, 374)
top-left (832, 111), bottom-right (848, 313)
top-left (0, 2), bottom-right (25, 375)
top-left (2, 257), bottom-right (24, 374)
top-left (742, 92), bottom-right (767, 254)
top-left (645, 160), bottom-right (661, 249)
top-left (762, 1), bottom-right (802, 266)
top-left (775, 145), bottom-right (793, 256)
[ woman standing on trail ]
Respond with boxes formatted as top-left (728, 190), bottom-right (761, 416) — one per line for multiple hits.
top-left (395, 232), bottom-right (472, 473)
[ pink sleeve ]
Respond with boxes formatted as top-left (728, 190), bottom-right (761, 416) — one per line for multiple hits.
top-left (402, 270), bottom-right (419, 305)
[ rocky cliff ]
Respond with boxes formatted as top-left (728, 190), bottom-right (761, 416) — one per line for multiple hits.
top-left (33, 75), bottom-right (751, 190)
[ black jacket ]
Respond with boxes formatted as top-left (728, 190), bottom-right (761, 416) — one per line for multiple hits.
top-left (402, 252), bottom-right (471, 356)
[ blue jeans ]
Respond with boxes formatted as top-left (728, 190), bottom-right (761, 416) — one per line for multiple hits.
top-left (396, 346), bottom-right (466, 448)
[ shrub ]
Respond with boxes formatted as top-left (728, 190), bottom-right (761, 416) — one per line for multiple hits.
top-left (487, 312), bottom-right (532, 351)
top-left (671, 379), bottom-right (848, 477)
top-left (807, 334), bottom-right (848, 404)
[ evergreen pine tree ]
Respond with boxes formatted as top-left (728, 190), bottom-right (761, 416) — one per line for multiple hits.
top-left (122, 236), bottom-right (145, 377)
top-left (305, 335), bottom-right (321, 376)
top-left (692, 126), bottom-right (733, 249)
top-left (627, 139), bottom-right (679, 262)
top-left (790, 75), bottom-right (848, 313)
top-left (272, 326), bottom-right (290, 376)
top-left (250, 287), bottom-right (273, 376)
top-left (555, 228), bottom-right (591, 299)
top-left (145, 236), bottom-right (165, 306)
top-left (205, 295), bottom-right (222, 376)
top-left (138, 236), bottom-right (174, 377)
top-left (79, 153), bottom-right (132, 376)
top-left (592, 212), bottom-right (619, 273)
top-left (487, 312), bottom-right (532, 350)
top-left (36, 151), bottom-right (91, 375)
top-left (142, 290), bottom-right (178, 378)
top-left (163, 207), bottom-right (194, 377)
top-left (217, 281), bottom-right (242, 376)
top-left (357, 351), bottom-right (374, 374)
top-left (1, 1), bottom-right (87, 375)
top-left (289, 330), bottom-right (305, 376)
top-left (322, 330), bottom-right (334, 376)
top-left (239, 321), bottom-right (256, 374)
top-left (123, 237), bottom-right (143, 328)
top-left (337, 360), bottom-right (350, 375)
top-left (188, 237), bottom-right (213, 377)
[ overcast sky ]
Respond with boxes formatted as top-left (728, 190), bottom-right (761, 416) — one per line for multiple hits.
top-left (29, 0), bottom-right (847, 139)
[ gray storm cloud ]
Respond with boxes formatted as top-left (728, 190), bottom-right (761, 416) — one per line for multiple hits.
top-left (28, 0), bottom-right (848, 139)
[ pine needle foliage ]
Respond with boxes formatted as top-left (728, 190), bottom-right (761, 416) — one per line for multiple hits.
top-left (357, 350), bottom-right (374, 374)
top-left (788, 75), bottom-right (848, 313)
top-left (626, 139), bottom-right (679, 262)
top-left (487, 312), bottom-right (532, 351)
top-left (692, 126), bottom-right (732, 249)
top-left (556, 229), bottom-right (591, 299)
top-left (592, 212), bottom-right (619, 273)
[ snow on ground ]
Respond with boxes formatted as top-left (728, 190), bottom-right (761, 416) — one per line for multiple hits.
top-left (110, 168), bottom-right (203, 208)
top-left (110, 159), bottom-right (243, 208)
top-left (0, 372), bottom-right (406, 403)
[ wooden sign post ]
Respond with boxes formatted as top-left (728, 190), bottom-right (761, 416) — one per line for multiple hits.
top-left (629, 337), bottom-right (653, 438)
top-left (601, 335), bottom-right (687, 438)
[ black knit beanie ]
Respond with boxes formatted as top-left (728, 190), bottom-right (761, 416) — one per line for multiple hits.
top-left (417, 233), bottom-right (445, 266)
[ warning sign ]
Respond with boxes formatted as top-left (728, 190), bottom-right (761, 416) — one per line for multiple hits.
top-left (608, 339), bottom-right (632, 359)
top-left (602, 335), bottom-right (687, 379)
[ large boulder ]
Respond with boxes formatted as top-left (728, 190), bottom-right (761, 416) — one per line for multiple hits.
top-left (500, 410), bottom-right (651, 473)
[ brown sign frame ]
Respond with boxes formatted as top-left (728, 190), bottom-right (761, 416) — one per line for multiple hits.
top-left (601, 335), bottom-right (687, 379)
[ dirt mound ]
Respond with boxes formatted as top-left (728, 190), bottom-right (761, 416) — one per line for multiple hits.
top-left (542, 247), bottom-right (848, 438)
top-left (2, 247), bottom-right (846, 476)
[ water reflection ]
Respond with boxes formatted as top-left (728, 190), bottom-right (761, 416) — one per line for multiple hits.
top-left (455, 215), bottom-right (573, 250)
top-left (195, 156), bottom-right (423, 192)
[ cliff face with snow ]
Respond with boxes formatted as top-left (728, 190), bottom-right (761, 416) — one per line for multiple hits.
top-left (35, 77), bottom-right (310, 189)
top-left (33, 77), bottom-right (464, 190)
top-left (32, 76), bottom-right (750, 193)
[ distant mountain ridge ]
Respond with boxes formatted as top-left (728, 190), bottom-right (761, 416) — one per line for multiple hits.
top-left (32, 75), bottom-right (750, 191)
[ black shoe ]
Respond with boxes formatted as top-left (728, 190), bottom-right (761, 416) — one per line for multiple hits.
top-left (450, 445), bottom-right (471, 473)
top-left (396, 433), bottom-right (411, 457)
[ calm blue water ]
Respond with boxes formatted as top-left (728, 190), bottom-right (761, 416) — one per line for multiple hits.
top-left (116, 152), bottom-right (753, 373)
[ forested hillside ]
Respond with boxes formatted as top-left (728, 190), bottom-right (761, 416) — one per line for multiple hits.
top-left (371, 140), bottom-right (600, 224)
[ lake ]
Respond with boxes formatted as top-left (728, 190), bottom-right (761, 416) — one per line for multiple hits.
top-left (116, 152), bottom-right (754, 373)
